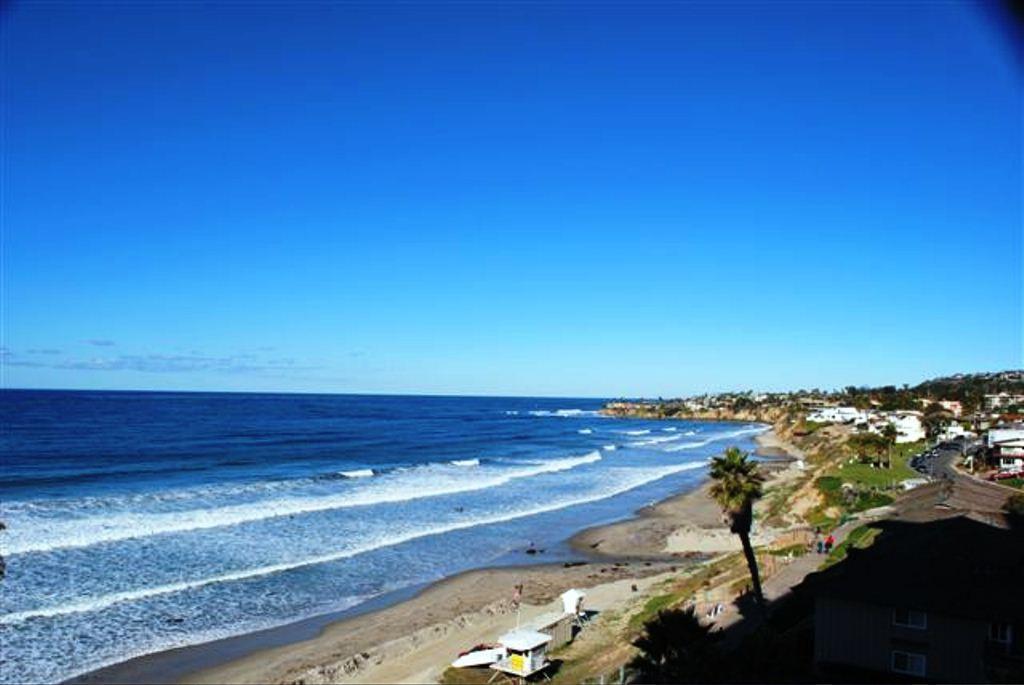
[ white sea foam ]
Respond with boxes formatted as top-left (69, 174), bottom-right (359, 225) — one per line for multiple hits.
top-left (519, 450), bottom-right (601, 469)
top-left (602, 444), bottom-right (617, 451)
top-left (527, 409), bottom-right (599, 418)
top-left (628, 434), bottom-right (685, 447)
top-left (621, 429), bottom-right (650, 436)
top-left (712, 426), bottom-right (767, 441)
top-left (1, 451), bottom-right (508, 515)
top-left (339, 469), bottom-right (374, 478)
top-left (1, 458), bottom-right (702, 626)
top-left (664, 439), bottom-right (712, 451)
top-left (2, 452), bottom-right (604, 556)
top-left (663, 426), bottom-right (766, 452)
top-left (450, 458), bottom-right (479, 467)
top-left (577, 428), bottom-right (593, 434)
top-left (663, 427), bottom-right (678, 432)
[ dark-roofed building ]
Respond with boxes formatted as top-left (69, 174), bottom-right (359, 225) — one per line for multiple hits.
top-left (891, 476), bottom-right (1014, 527)
top-left (805, 516), bottom-right (1024, 683)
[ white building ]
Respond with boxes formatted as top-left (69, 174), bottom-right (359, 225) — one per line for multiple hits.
top-left (984, 393), bottom-right (1024, 411)
top-left (887, 412), bottom-right (926, 444)
top-left (938, 400), bottom-right (963, 418)
top-left (938, 422), bottom-right (973, 441)
top-left (807, 406), bottom-right (866, 424)
top-left (987, 427), bottom-right (1024, 473)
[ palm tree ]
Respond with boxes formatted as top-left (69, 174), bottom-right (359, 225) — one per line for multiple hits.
top-left (709, 447), bottom-right (765, 603)
top-left (881, 423), bottom-right (898, 469)
top-left (629, 607), bottom-right (721, 683)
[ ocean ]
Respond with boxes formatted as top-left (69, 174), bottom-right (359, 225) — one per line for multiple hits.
top-left (0, 390), bottom-right (765, 683)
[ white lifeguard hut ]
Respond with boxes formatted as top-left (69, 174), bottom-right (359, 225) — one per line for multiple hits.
top-left (489, 629), bottom-right (552, 682)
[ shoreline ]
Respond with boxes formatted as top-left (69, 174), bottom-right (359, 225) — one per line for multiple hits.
top-left (70, 561), bottom-right (679, 685)
top-left (72, 426), bottom-right (797, 685)
top-left (570, 430), bottom-right (800, 559)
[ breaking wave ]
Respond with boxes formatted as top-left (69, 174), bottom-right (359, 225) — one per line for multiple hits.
top-left (1, 458), bottom-right (702, 627)
top-left (2, 452), bottom-right (604, 556)
top-left (527, 409), bottom-right (600, 418)
top-left (339, 469), bottom-right (374, 479)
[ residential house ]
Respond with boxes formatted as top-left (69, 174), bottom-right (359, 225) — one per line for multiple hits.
top-left (987, 427), bottom-right (1024, 474)
top-left (887, 411), bottom-right (926, 443)
top-left (938, 400), bottom-right (963, 418)
top-left (919, 399), bottom-right (963, 417)
top-left (807, 516), bottom-right (1024, 683)
top-left (985, 393), bottom-right (1024, 412)
top-left (938, 422), bottom-right (972, 441)
top-left (808, 406), bottom-right (866, 424)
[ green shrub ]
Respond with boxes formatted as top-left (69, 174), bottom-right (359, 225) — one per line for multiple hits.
top-left (816, 476), bottom-right (842, 493)
top-left (803, 421), bottom-right (828, 434)
top-left (851, 491), bottom-right (893, 512)
top-left (629, 593), bottom-right (684, 630)
top-left (815, 476), bottom-right (845, 508)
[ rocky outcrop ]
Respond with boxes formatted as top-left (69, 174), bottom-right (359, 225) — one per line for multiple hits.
top-left (603, 402), bottom-right (794, 437)
top-left (602, 401), bottom-right (850, 462)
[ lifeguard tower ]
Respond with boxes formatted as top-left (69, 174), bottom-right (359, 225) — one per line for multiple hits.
top-left (560, 588), bottom-right (586, 625)
top-left (489, 629), bottom-right (552, 683)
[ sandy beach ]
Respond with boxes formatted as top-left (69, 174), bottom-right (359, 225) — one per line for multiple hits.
top-left (74, 429), bottom-right (802, 685)
top-left (571, 431), bottom-right (802, 559)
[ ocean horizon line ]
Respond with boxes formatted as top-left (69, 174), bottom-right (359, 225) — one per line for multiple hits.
top-left (0, 386), bottom-right (615, 401)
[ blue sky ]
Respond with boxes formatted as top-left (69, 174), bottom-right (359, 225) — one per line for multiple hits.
top-left (2, 1), bottom-right (1021, 397)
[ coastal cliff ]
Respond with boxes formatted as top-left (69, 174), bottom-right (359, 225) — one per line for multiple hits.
top-left (602, 400), bottom-right (859, 530)
top-left (602, 401), bottom-right (827, 453)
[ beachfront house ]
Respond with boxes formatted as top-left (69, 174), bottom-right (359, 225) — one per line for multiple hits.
top-left (807, 406), bottom-right (865, 424)
top-left (987, 427), bottom-right (1024, 474)
top-left (807, 517), bottom-right (1024, 683)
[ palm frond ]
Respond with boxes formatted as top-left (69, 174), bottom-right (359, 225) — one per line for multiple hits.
top-left (708, 446), bottom-right (763, 513)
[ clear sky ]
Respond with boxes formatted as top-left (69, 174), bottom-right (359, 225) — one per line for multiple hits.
top-left (2, 1), bottom-right (1021, 397)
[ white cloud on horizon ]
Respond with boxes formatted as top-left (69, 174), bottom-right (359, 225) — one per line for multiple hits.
top-left (6, 352), bottom-right (320, 375)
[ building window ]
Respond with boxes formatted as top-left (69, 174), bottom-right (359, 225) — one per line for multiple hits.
top-left (892, 650), bottom-right (927, 677)
top-left (989, 622), bottom-right (1014, 644)
top-left (892, 608), bottom-right (927, 629)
